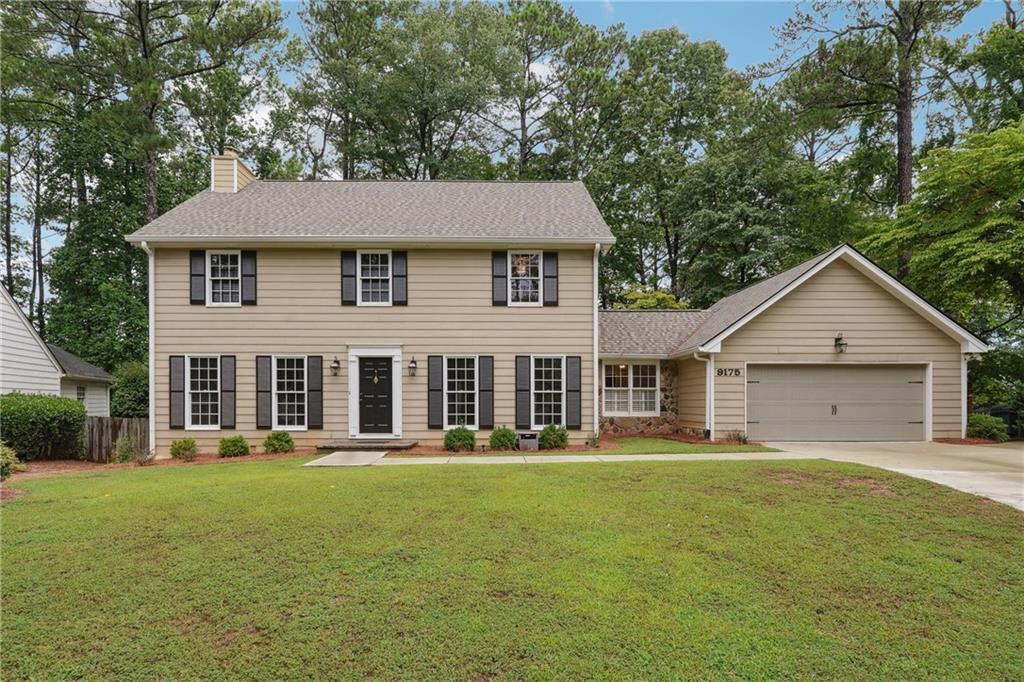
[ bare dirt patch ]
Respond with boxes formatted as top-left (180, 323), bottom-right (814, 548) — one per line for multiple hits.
top-left (0, 486), bottom-right (26, 502)
top-left (837, 477), bottom-right (900, 497)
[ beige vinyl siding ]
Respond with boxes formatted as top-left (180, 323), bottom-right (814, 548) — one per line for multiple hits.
top-left (675, 357), bottom-right (705, 432)
top-left (60, 378), bottom-right (110, 416)
top-left (712, 259), bottom-right (963, 440)
top-left (236, 162), bottom-right (256, 190)
top-left (153, 247), bottom-right (595, 456)
top-left (0, 289), bottom-right (61, 395)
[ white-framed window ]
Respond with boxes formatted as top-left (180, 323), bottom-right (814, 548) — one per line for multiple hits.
top-left (357, 250), bottom-right (391, 306)
top-left (76, 386), bottom-right (86, 402)
top-left (603, 362), bottom-right (660, 416)
top-left (186, 356), bottom-right (220, 429)
top-left (273, 355), bottom-right (307, 430)
top-left (444, 355), bottom-right (478, 430)
top-left (509, 251), bottom-right (542, 306)
top-left (531, 355), bottom-right (565, 429)
top-left (207, 250), bottom-right (241, 306)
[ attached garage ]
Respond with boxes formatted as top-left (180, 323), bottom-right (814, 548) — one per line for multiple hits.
top-left (746, 364), bottom-right (926, 441)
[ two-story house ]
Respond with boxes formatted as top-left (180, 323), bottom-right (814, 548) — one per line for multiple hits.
top-left (130, 149), bottom-right (986, 457)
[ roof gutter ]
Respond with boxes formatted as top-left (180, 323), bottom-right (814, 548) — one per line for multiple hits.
top-left (125, 234), bottom-right (617, 247)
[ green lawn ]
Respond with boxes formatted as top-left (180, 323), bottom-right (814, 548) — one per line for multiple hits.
top-left (3, 458), bottom-right (1022, 680)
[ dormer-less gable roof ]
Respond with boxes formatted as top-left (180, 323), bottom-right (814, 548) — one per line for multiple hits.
top-left (126, 180), bottom-right (615, 246)
top-left (47, 344), bottom-right (113, 383)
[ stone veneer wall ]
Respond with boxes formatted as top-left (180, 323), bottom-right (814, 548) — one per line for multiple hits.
top-left (600, 359), bottom-right (701, 436)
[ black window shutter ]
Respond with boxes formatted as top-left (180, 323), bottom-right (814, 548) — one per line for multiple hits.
top-left (241, 251), bottom-right (257, 305)
top-left (169, 355), bottom-right (185, 429)
top-left (392, 251), bottom-right (407, 305)
top-left (427, 355), bottom-right (443, 429)
top-left (515, 355), bottom-right (531, 430)
top-left (220, 355), bottom-right (236, 429)
top-left (307, 356), bottom-right (323, 429)
top-left (256, 355), bottom-right (272, 429)
top-left (189, 250), bottom-right (205, 305)
top-left (566, 356), bottom-right (582, 430)
top-left (479, 356), bottom-right (494, 429)
top-left (492, 251), bottom-right (507, 306)
top-left (341, 251), bottom-right (357, 305)
top-left (543, 252), bottom-right (559, 306)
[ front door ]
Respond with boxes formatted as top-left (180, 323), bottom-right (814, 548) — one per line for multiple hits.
top-left (359, 357), bottom-right (393, 434)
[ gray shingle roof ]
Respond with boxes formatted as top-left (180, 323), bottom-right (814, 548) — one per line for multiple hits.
top-left (47, 344), bottom-right (112, 382)
top-left (599, 310), bottom-right (711, 356)
top-left (127, 180), bottom-right (614, 244)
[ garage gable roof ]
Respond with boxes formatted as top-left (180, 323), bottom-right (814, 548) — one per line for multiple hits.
top-left (671, 244), bottom-right (989, 355)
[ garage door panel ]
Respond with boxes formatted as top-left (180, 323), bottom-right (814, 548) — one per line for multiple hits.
top-left (746, 364), bottom-right (925, 442)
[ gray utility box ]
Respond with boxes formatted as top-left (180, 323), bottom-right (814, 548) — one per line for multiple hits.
top-left (517, 432), bottom-right (539, 451)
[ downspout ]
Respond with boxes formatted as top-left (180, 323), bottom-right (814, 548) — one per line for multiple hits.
top-left (140, 241), bottom-right (156, 457)
top-left (691, 352), bottom-right (714, 440)
top-left (592, 243), bottom-right (600, 435)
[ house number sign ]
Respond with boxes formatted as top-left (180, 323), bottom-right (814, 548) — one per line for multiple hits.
top-left (716, 368), bottom-right (742, 377)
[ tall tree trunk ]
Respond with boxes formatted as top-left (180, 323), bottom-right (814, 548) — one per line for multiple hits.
top-left (30, 136), bottom-right (44, 333)
top-left (894, 0), bottom-right (917, 280)
top-left (3, 123), bottom-right (12, 295)
top-left (144, 147), bottom-right (159, 223)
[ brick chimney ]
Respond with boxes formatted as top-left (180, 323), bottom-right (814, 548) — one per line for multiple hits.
top-left (211, 146), bottom-right (257, 193)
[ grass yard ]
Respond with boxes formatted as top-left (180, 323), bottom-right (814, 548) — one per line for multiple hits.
top-left (3, 458), bottom-right (1022, 680)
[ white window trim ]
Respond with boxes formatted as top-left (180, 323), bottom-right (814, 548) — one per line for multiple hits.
top-left (602, 361), bottom-right (660, 417)
top-left (185, 355), bottom-right (220, 431)
top-left (443, 355), bottom-right (479, 431)
top-left (271, 355), bottom-right (308, 432)
top-left (508, 250), bottom-right (543, 307)
top-left (356, 249), bottom-right (393, 307)
top-left (530, 354), bottom-right (566, 431)
top-left (206, 249), bottom-right (242, 308)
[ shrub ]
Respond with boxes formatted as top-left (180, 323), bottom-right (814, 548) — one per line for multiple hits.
top-left (262, 431), bottom-right (295, 454)
top-left (723, 430), bottom-right (749, 445)
top-left (110, 361), bottom-right (148, 417)
top-left (114, 435), bottom-right (140, 464)
top-left (967, 414), bottom-right (1009, 442)
top-left (444, 425), bottom-right (476, 452)
top-left (0, 441), bottom-right (19, 481)
top-left (489, 426), bottom-right (517, 451)
top-left (0, 392), bottom-right (86, 459)
top-left (170, 438), bottom-right (199, 461)
top-left (218, 435), bottom-right (250, 457)
top-left (538, 423), bottom-right (568, 450)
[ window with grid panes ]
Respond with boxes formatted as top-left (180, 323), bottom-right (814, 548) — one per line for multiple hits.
top-left (445, 356), bottom-right (477, 428)
top-left (359, 252), bottom-right (391, 304)
top-left (188, 356), bottom-right (219, 427)
top-left (603, 364), bottom-right (630, 413)
top-left (509, 252), bottom-right (541, 304)
top-left (208, 252), bottom-right (240, 304)
top-left (603, 362), bottom-right (659, 416)
top-left (532, 356), bottom-right (564, 427)
top-left (274, 357), bottom-right (306, 428)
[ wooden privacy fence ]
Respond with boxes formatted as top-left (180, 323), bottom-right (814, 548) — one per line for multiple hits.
top-left (84, 417), bottom-right (148, 462)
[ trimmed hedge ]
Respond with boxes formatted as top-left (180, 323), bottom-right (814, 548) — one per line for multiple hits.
top-left (539, 423), bottom-right (569, 450)
top-left (262, 431), bottom-right (295, 454)
top-left (966, 414), bottom-right (1009, 442)
top-left (444, 426), bottom-right (476, 452)
top-left (0, 393), bottom-right (86, 459)
top-left (218, 436), bottom-right (250, 457)
top-left (489, 426), bottom-right (517, 451)
top-left (170, 438), bottom-right (199, 461)
top-left (110, 361), bottom-right (148, 418)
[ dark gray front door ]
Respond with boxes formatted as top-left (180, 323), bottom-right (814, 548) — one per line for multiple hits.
top-left (359, 357), bottom-right (392, 433)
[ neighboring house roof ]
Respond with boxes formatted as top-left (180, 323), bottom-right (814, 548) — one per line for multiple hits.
top-left (126, 180), bottom-right (615, 245)
top-left (46, 344), bottom-right (113, 383)
top-left (598, 244), bottom-right (988, 358)
top-left (600, 310), bottom-right (711, 357)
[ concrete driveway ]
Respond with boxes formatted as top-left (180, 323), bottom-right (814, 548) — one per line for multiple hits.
top-left (767, 441), bottom-right (1024, 511)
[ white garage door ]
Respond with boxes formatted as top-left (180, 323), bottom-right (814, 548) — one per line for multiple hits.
top-left (746, 364), bottom-right (925, 441)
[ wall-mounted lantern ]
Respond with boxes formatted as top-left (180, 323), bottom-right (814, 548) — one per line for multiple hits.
top-left (408, 357), bottom-right (418, 376)
top-left (330, 356), bottom-right (341, 376)
top-left (834, 333), bottom-right (848, 353)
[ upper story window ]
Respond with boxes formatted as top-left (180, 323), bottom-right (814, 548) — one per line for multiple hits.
top-left (445, 356), bottom-right (477, 429)
top-left (274, 356), bottom-right (307, 430)
top-left (603, 362), bottom-right (659, 416)
top-left (187, 356), bottom-right (220, 429)
top-left (358, 250), bottom-right (391, 306)
top-left (509, 252), bottom-right (541, 306)
top-left (532, 355), bottom-right (564, 429)
top-left (207, 250), bottom-right (241, 306)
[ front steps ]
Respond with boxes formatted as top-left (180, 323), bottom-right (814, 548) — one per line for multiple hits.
top-left (316, 439), bottom-right (418, 454)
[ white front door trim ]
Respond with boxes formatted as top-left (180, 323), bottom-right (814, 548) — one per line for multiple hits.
top-left (347, 345), bottom-right (403, 439)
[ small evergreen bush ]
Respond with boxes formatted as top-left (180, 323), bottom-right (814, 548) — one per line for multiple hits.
top-left (489, 426), bottom-right (517, 451)
top-left (444, 425), bottom-right (476, 452)
top-left (110, 361), bottom-right (148, 417)
top-left (218, 435), bottom-right (250, 457)
top-left (0, 393), bottom-right (86, 459)
top-left (263, 431), bottom-right (295, 453)
top-left (0, 441), bottom-right (19, 480)
top-left (538, 423), bottom-right (568, 450)
top-left (170, 438), bottom-right (199, 461)
top-left (966, 414), bottom-right (1009, 442)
